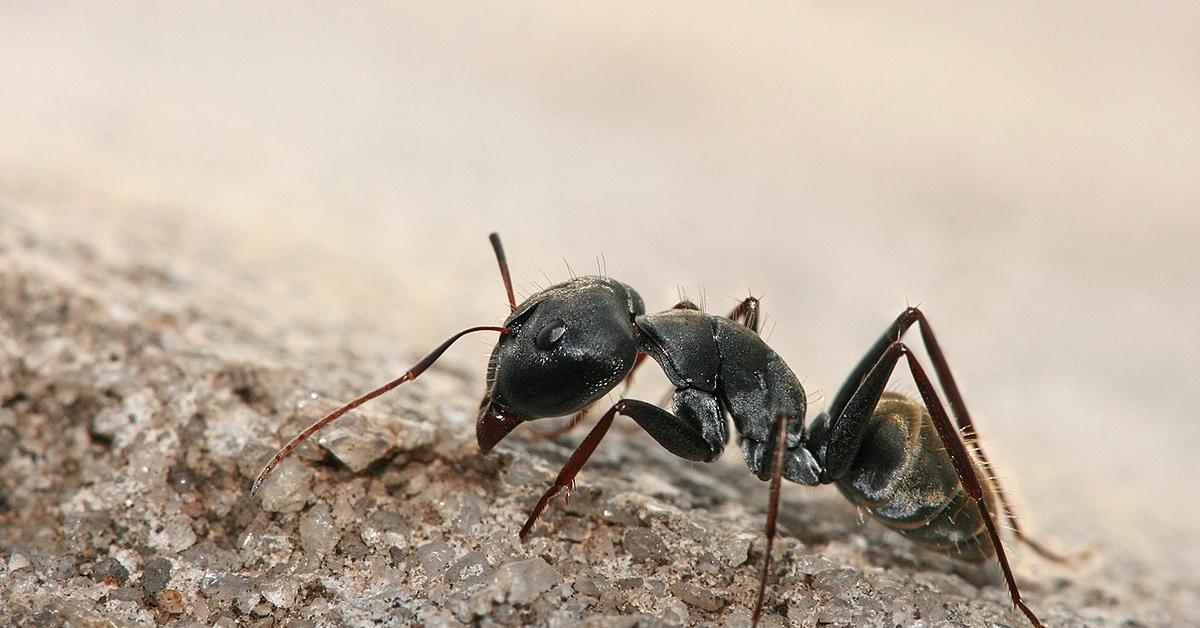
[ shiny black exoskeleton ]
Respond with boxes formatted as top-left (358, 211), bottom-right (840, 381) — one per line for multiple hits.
top-left (477, 275), bottom-right (821, 489)
top-left (253, 234), bottom-right (1061, 628)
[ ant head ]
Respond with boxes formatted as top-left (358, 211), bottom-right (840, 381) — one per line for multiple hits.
top-left (477, 276), bottom-right (644, 452)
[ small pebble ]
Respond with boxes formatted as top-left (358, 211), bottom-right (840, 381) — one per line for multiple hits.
top-left (497, 558), bottom-right (562, 605)
top-left (622, 527), bottom-right (668, 564)
top-left (359, 509), bottom-right (407, 550)
top-left (812, 567), bottom-right (861, 594)
top-left (453, 492), bottom-right (484, 533)
top-left (299, 504), bottom-right (339, 557)
top-left (721, 535), bottom-right (752, 567)
top-left (572, 576), bottom-right (603, 597)
top-left (92, 557), bottom-right (129, 584)
top-left (317, 416), bottom-right (395, 472)
top-left (415, 541), bottom-right (456, 577)
top-left (616, 577), bottom-right (643, 590)
top-left (446, 550), bottom-right (494, 587)
top-left (200, 571), bottom-right (251, 602)
top-left (143, 557), bottom-right (173, 596)
top-left (149, 515), bottom-right (197, 553)
top-left (8, 553), bottom-right (30, 573)
top-left (256, 458), bottom-right (313, 513)
top-left (261, 578), bottom-right (299, 609)
top-left (795, 553), bottom-right (835, 576)
top-left (670, 581), bottom-right (725, 612)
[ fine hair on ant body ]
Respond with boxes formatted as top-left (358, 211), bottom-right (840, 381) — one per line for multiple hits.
top-left (252, 233), bottom-right (1066, 627)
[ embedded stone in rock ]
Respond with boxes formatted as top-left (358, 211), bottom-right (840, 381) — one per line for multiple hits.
top-left (317, 424), bottom-right (394, 473)
top-left (670, 581), bottom-right (725, 612)
top-left (298, 504), bottom-right (339, 557)
top-left (497, 558), bottom-right (562, 605)
top-left (446, 551), bottom-right (494, 588)
top-left (622, 527), bottom-right (668, 564)
top-left (415, 541), bottom-right (456, 577)
top-left (256, 457), bottom-right (313, 513)
top-left (317, 414), bottom-right (436, 473)
top-left (92, 557), bottom-right (129, 584)
top-left (572, 575), bottom-right (603, 597)
top-left (200, 571), bottom-right (252, 602)
top-left (7, 554), bottom-right (31, 573)
top-left (721, 534), bottom-right (752, 567)
top-left (261, 577), bottom-right (300, 609)
top-left (359, 510), bottom-right (409, 551)
top-left (149, 515), bottom-right (198, 553)
top-left (143, 557), bottom-right (173, 597)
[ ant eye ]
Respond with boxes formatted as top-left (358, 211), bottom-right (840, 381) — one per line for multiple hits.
top-left (535, 319), bottom-right (568, 350)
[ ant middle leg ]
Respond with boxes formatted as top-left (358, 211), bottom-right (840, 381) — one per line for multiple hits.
top-left (751, 412), bottom-right (796, 625)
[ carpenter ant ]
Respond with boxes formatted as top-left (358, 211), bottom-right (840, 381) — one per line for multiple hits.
top-left (252, 233), bottom-right (1064, 627)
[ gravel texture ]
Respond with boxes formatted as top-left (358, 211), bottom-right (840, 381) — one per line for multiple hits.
top-left (3, 205), bottom-right (1195, 628)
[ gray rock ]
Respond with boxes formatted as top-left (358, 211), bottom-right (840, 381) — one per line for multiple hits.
top-left (142, 557), bottom-right (172, 597)
top-left (255, 457), bottom-right (313, 513)
top-left (298, 504), bottom-right (339, 557)
top-left (572, 575), bottom-right (603, 597)
top-left (92, 557), bottom-right (129, 584)
top-left (622, 527), bottom-right (668, 564)
top-left (446, 550), bottom-right (494, 587)
top-left (261, 578), bottom-right (300, 609)
top-left (670, 581), bottom-right (725, 612)
top-left (415, 540), bottom-right (456, 577)
top-left (316, 416), bottom-right (396, 473)
top-left (497, 558), bottom-right (562, 605)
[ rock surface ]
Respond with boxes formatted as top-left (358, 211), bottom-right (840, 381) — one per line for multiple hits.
top-left (1, 207), bottom-right (1194, 627)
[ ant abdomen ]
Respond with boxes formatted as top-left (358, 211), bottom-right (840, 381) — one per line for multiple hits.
top-left (836, 392), bottom-right (1000, 562)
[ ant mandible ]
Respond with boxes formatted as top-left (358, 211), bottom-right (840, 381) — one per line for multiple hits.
top-left (252, 233), bottom-right (1062, 627)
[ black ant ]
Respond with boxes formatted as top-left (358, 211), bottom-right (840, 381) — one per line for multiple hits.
top-left (252, 233), bottom-right (1064, 627)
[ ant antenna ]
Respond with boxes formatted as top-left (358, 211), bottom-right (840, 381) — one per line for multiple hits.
top-left (251, 325), bottom-right (508, 496)
top-left (489, 233), bottom-right (517, 313)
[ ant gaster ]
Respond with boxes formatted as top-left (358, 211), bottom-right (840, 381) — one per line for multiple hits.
top-left (252, 233), bottom-right (1064, 627)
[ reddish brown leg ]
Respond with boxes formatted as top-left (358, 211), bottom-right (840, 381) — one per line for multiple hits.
top-left (251, 325), bottom-right (508, 496)
top-left (752, 413), bottom-right (790, 625)
top-left (519, 402), bottom-right (624, 539)
top-left (831, 307), bottom-right (1068, 563)
top-left (906, 311), bottom-right (1072, 563)
top-left (900, 346), bottom-right (1045, 628)
top-left (519, 398), bottom-right (722, 539)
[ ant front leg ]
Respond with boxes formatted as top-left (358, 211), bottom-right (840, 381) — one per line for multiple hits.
top-left (519, 390), bottom-right (727, 539)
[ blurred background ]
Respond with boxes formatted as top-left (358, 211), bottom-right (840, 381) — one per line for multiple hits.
top-left (2, 0), bottom-right (1197, 591)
